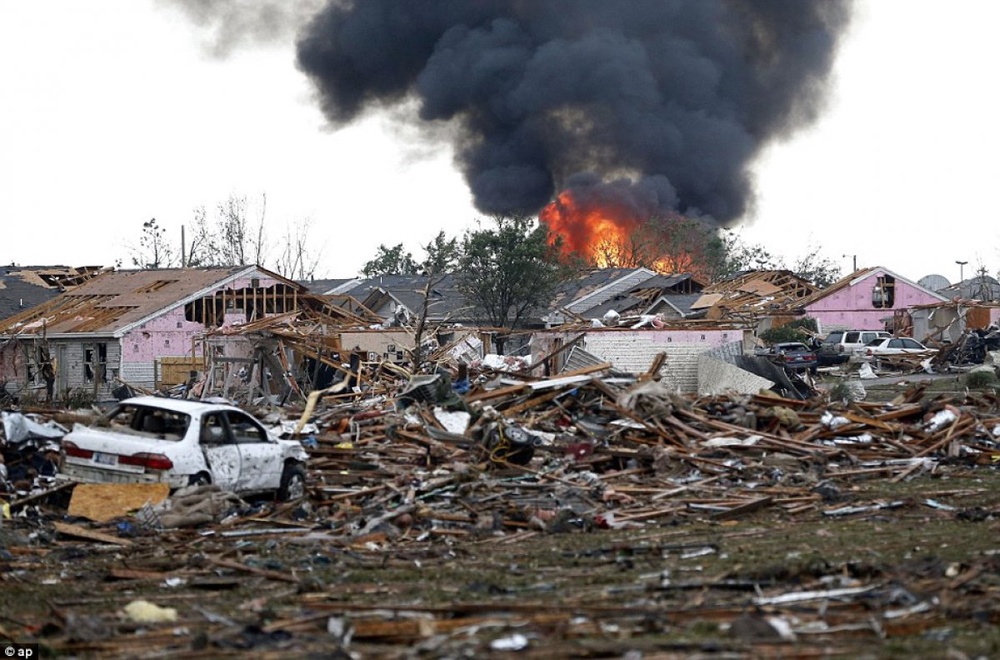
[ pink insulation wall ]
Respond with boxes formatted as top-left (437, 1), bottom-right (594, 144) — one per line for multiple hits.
top-left (122, 277), bottom-right (279, 362)
top-left (804, 271), bottom-right (945, 333)
top-left (122, 310), bottom-right (204, 362)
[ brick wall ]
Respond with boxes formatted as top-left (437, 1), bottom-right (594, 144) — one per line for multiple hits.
top-left (533, 328), bottom-right (749, 393)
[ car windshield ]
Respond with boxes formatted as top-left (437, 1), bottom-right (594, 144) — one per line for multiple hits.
top-left (864, 338), bottom-right (885, 347)
top-left (96, 404), bottom-right (191, 441)
top-left (777, 343), bottom-right (808, 352)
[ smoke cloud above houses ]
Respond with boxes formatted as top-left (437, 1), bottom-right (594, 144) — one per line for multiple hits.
top-left (295, 0), bottom-right (854, 223)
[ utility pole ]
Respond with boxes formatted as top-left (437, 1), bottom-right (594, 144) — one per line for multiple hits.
top-left (843, 254), bottom-right (857, 271)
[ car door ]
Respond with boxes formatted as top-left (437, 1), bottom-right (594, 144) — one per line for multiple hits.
top-left (199, 412), bottom-right (241, 490)
top-left (885, 338), bottom-right (906, 354)
top-left (225, 410), bottom-right (283, 492)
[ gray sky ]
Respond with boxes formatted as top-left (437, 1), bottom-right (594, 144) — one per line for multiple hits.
top-left (2, 1), bottom-right (998, 284)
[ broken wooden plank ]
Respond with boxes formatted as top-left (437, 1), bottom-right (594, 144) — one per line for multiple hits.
top-left (208, 557), bottom-right (299, 583)
top-left (710, 496), bottom-right (774, 520)
top-left (53, 521), bottom-right (133, 546)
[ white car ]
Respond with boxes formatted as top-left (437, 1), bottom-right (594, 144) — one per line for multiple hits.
top-left (60, 396), bottom-right (309, 499)
top-left (859, 337), bottom-right (937, 362)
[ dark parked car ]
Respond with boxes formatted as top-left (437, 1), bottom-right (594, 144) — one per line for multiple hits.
top-left (817, 331), bottom-right (849, 366)
top-left (760, 342), bottom-right (818, 374)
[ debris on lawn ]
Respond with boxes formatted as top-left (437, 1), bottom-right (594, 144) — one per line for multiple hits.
top-left (4, 350), bottom-right (1000, 657)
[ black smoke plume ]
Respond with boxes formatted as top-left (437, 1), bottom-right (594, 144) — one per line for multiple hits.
top-left (296, 0), bottom-right (854, 223)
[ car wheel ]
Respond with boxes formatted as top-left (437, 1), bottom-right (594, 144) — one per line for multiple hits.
top-left (188, 472), bottom-right (211, 487)
top-left (277, 463), bottom-right (306, 501)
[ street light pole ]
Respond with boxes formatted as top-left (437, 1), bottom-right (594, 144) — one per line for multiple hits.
top-left (956, 260), bottom-right (968, 283)
top-left (843, 254), bottom-right (857, 271)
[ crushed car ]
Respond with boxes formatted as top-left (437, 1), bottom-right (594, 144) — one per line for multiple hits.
top-left (758, 341), bottom-right (818, 374)
top-left (59, 396), bottom-right (309, 500)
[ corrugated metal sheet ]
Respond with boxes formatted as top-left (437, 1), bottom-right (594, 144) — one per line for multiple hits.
top-left (561, 345), bottom-right (609, 373)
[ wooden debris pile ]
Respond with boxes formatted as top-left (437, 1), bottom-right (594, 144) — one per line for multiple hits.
top-left (5, 367), bottom-right (1000, 655)
top-left (290, 372), bottom-right (1000, 536)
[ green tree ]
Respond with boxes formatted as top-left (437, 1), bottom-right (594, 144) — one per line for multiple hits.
top-left (759, 317), bottom-right (819, 345)
top-left (456, 215), bottom-right (567, 353)
top-left (420, 231), bottom-right (461, 275)
top-left (361, 243), bottom-right (418, 277)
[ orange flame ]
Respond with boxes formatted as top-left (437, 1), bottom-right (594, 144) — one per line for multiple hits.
top-left (539, 191), bottom-right (640, 266)
top-left (539, 190), bottom-right (698, 274)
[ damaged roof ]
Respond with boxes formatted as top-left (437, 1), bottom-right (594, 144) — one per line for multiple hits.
top-left (938, 274), bottom-right (1000, 302)
top-left (337, 274), bottom-right (475, 322)
top-left (0, 265), bottom-right (108, 321)
top-left (546, 268), bottom-right (704, 322)
top-left (0, 266), bottom-right (305, 337)
top-left (310, 268), bottom-right (706, 327)
top-left (692, 270), bottom-right (820, 320)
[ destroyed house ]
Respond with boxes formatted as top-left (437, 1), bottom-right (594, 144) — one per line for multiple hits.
top-left (937, 274), bottom-right (1000, 303)
top-left (0, 266), bottom-right (313, 402)
top-left (688, 270), bottom-right (820, 327)
top-left (542, 268), bottom-right (705, 327)
top-left (295, 269), bottom-right (709, 365)
top-left (311, 274), bottom-right (476, 326)
top-left (793, 266), bottom-right (948, 337)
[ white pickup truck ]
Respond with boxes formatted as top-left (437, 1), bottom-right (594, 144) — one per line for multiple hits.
top-left (60, 396), bottom-right (309, 499)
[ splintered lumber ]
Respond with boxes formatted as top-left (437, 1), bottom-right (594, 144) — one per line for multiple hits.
top-left (914, 416), bottom-right (977, 458)
top-left (53, 522), bottom-right (133, 546)
top-left (107, 567), bottom-right (174, 581)
top-left (524, 331), bottom-right (587, 375)
top-left (208, 557), bottom-right (299, 583)
top-left (839, 411), bottom-right (902, 433)
top-left (588, 377), bottom-right (683, 446)
top-left (709, 496), bottom-right (774, 520)
top-left (465, 382), bottom-right (529, 403)
top-left (10, 481), bottom-right (76, 509)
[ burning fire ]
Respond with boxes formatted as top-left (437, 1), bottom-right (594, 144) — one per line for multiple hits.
top-left (539, 191), bottom-right (640, 266)
top-left (539, 189), bottom-right (698, 275)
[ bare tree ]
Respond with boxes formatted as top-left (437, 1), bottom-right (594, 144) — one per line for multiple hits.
top-left (129, 218), bottom-right (178, 269)
top-left (276, 217), bottom-right (324, 280)
top-left (127, 192), bottom-right (328, 276)
top-left (793, 246), bottom-right (842, 288)
top-left (216, 193), bottom-right (267, 266)
top-left (182, 205), bottom-right (215, 267)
